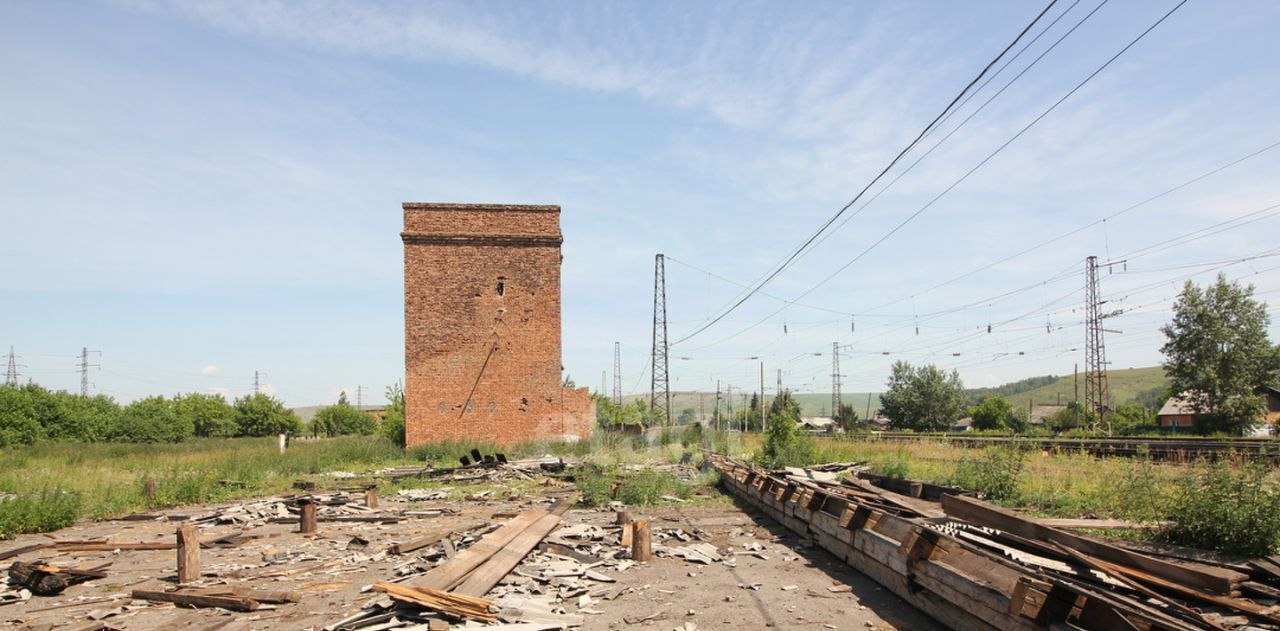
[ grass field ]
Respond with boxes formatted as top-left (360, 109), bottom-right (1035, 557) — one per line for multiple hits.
top-left (0, 432), bottom-right (720, 539)
top-left (6, 425), bottom-right (1273, 553)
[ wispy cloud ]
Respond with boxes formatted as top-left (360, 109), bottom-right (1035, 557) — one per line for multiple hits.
top-left (201, 364), bottom-right (221, 376)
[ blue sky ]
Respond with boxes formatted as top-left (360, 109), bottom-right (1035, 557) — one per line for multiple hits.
top-left (3, 1), bottom-right (1279, 407)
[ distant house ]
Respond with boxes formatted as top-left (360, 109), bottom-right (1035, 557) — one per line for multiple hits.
top-left (1028, 405), bottom-right (1066, 425)
top-left (1261, 386), bottom-right (1280, 425)
top-left (1156, 393), bottom-right (1200, 429)
top-left (951, 417), bottom-right (973, 432)
top-left (799, 416), bottom-right (836, 433)
top-left (1157, 386), bottom-right (1280, 429)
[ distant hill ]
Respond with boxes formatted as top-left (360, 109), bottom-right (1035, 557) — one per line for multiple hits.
top-left (1002, 366), bottom-right (1167, 410)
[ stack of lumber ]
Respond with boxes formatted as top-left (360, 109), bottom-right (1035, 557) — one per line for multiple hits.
top-left (706, 452), bottom-right (1280, 631)
top-left (331, 497), bottom-right (576, 627)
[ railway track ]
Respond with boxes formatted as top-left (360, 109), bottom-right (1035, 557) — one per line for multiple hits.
top-left (862, 432), bottom-right (1280, 460)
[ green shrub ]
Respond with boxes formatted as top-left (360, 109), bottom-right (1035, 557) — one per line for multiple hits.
top-left (1158, 458), bottom-right (1280, 556)
top-left (951, 446), bottom-right (1025, 502)
top-left (573, 468), bottom-right (691, 507)
top-left (312, 403), bottom-right (377, 437)
top-left (680, 423), bottom-right (704, 448)
top-left (0, 489), bottom-right (82, 538)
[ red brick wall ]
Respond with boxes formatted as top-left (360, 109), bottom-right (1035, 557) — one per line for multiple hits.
top-left (402, 203), bottom-right (594, 447)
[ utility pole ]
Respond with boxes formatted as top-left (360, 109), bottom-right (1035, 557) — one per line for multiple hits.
top-left (4, 346), bottom-right (20, 387)
top-left (1084, 256), bottom-right (1112, 433)
top-left (759, 362), bottom-right (766, 432)
top-left (612, 341), bottom-right (622, 407)
top-left (729, 385), bottom-right (736, 431)
top-left (254, 370), bottom-right (267, 395)
top-left (714, 379), bottom-right (722, 431)
top-left (357, 385), bottom-right (363, 410)
top-left (1073, 363), bottom-right (1080, 427)
top-left (866, 393), bottom-right (873, 420)
top-left (650, 254), bottom-right (672, 426)
top-left (831, 342), bottom-right (842, 420)
top-left (79, 347), bottom-right (100, 396)
top-left (698, 390), bottom-right (705, 424)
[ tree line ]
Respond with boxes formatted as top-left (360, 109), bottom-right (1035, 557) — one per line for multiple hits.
top-left (0, 383), bottom-right (409, 447)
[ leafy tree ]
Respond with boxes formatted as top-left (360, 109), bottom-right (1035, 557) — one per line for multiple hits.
top-left (382, 382), bottom-right (406, 447)
top-left (832, 402), bottom-right (859, 430)
top-left (109, 396), bottom-right (193, 443)
top-left (0, 385), bottom-right (42, 446)
top-left (1134, 386), bottom-right (1171, 412)
top-left (174, 392), bottom-right (237, 437)
top-left (313, 399), bottom-right (376, 437)
top-left (1161, 275), bottom-right (1280, 435)
top-left (879, 362), bottom-right (965, 432)
top-left (969, 396), bottom-right (1015, 431)
top-left (233, 393), bottom-right (302, 436)
top-left (676, 408), bottom-right (697, 425)
top-left (1112, 403), bottom-right (1155, 429)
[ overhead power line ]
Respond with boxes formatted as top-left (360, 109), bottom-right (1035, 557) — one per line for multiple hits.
top-left (686, 0), bottom-right (1191, 352)
top-left (671, 0), bottom-right (1062, 346)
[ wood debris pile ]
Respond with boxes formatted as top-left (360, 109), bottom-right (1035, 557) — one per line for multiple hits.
top-left (708, 451), bottom-right (1280, 631)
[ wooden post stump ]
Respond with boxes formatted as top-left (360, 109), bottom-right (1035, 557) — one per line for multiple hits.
top-left (299, 499), bottom-right (317, 534)
top-left (365, 486), bottom-right (378, 509)
top-left (143, 478), bottom-right (157, 500)
top-left (176, 524), bottom-right (201, 584)
top-left (631, 519), bottom-right (652, 562)
top-left (615, 509), bottom-right (632, 525)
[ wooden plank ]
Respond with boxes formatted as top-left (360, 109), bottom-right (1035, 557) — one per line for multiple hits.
top-left (415, 509), bottom-right (546, 591)
top-left (453, 512), bottom-right (564, 597)
top-left (0, 543), bottom-right (50, 561)
top-left (941, 493), bottom-right (1244, 595)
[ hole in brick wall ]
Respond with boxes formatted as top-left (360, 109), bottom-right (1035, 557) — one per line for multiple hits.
top-left (496, 277), bottom-right (506, 296)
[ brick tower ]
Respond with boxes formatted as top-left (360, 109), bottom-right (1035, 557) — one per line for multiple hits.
top-left (401, 203), bottom-right (595, 447)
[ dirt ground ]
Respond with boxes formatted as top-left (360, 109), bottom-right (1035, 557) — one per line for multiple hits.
top-left (1, 484), bottom-right (940, 630)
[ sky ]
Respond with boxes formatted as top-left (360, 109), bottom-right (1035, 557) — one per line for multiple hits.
top-left (2, 0), bottom-right (1279, 408)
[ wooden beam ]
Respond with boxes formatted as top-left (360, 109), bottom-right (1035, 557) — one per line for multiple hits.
top-left (131, 589), bottom-right (258, 612)
top-left (176, 524), bottom-right (200, 584)
top-left (631, 519), bottom-right (652, 563)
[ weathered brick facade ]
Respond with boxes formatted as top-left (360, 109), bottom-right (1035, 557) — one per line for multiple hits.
top-left (401, 203), bottom-right (595, 447)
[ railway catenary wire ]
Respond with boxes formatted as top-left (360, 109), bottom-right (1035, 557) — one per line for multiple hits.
top-left (672, 0), bottom-right (1063, 346)
top-left (680, 0), bottom-right (1191, 350)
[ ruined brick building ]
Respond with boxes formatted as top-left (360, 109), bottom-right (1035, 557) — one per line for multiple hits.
top-left (401, 203), bottom-right (595, 447)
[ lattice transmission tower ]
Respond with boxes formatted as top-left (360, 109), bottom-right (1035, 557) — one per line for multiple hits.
top-left (650, 254), bottom-right (672, 426)
top-left (5, 346), bottom-right (20, 387)
top-left (1084, 255), bottom-right (1111, 432)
